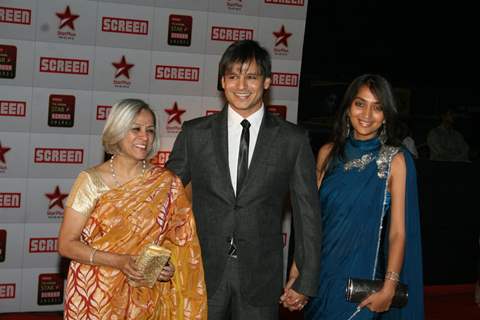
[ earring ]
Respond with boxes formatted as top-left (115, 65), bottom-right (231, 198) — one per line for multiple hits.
top-left (345, 120), bottom-right (351, 139)
top-left (379, 121), bottom-right (387, 144)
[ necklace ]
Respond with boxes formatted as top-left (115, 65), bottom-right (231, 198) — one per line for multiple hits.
top-left (109, 155), bottom-right (146, 187)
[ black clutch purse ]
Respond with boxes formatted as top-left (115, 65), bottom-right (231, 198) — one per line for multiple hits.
top-left (345, 278), bottom-right (408, 308)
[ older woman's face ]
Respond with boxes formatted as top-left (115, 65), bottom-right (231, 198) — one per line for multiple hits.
top-left (118, 109), bottom-right (155, 161)
top-left (348, 85), bottom-right (385, 141)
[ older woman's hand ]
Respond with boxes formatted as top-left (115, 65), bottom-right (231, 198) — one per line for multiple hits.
top-left (158, 261), bottom-right (175, 281)
top-left (118, 254), bottom-right (144, 282)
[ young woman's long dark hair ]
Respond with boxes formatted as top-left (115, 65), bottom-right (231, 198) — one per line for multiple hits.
top-left (321, 74), bottom-right (401, 174)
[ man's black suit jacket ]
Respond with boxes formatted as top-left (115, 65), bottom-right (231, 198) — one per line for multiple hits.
top-left (167, 107), bottom-right (321, 306)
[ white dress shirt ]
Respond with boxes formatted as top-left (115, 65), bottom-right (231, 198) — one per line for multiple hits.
top-left (227, 105), bottom-right (264, 195)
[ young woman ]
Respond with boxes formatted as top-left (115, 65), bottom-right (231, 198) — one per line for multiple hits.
top-left (304, 74), bottom-right (424, 319)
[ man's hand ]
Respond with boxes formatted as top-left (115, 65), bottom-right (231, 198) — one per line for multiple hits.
top-left (279, 274), bottom-right (308, 311)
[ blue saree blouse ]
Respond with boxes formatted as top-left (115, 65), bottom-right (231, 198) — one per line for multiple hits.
top-left (305, 137), bottom-right (424, 319)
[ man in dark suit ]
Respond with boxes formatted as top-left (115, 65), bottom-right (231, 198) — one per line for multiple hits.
top-left (167, 40), bottom-right (321, 320)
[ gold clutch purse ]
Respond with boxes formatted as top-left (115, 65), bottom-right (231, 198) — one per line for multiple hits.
top-left (129, 243), bottom-right (171, 288)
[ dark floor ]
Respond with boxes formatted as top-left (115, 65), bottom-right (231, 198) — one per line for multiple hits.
top-left (1, 284), bottom-right (479, 320)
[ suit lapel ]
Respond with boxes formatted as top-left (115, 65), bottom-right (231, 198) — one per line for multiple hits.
top-left (237, 111), bottom-right (279, 197)
top-left (212, 107), bottom-right (236, 200)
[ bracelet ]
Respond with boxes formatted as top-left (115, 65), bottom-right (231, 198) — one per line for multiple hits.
top-left (384, 271), bottom-right (400, 282)
top-left (89, 248), bottom-right (97, 264)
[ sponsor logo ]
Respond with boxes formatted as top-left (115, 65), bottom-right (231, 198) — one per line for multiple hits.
top-left (168, 14), bottom-right (192, 47)
top-left (45, 186), bottom-right (68, 218)
top-left (0, 45), bottom-right (17, 79)
top-left (56, 5), bottom-right (79, 40)
top-left (152, 150), bottom-right (171, 167)
top-left (164, 102), bottom-right (186, 133)
top-left (273, 25), bottom-right (292, 56)
top-left (206, 109), bottom-right (220, 116)
top-left (155, 65), bottom-right (200, 82)
top-left (264, 0), bottom-right (304, 6)
top-left (0, 192), bottom-right (21, 208)
top-left (267, 105), bottom-right (287, 119)
top-left (102, 16), bottom-right (148, 35)
top-left (48, 94), bottom-right (75, 127)
top-left (0, 6), bottom-right (31, 25)
top-left (37, 273), bottom-right (63, 305)
top-left (0, 283), bottom-right (15, 299)
top-left (211, 26), bottom-right (254, 42)
top-left (96, 105), bottom-right (112, 121)
top-left (112, 55), bottom-right (134, 88)
top-left (0, 100), bottom-right (26, 117)
top-left (271, 72), bottom-right (299, 87)
top-left (34, 148), bottom-right (84, 164)
top-left (0, 229), bottom-right (6, 262)
top-left (226, 0), bottom-right (243, 11)
top-left (39, 57), bottom-right (89, 75)
top-left (0, 141), bottom-right (11, 173)
top-left (29, 237), bottom-right (58, 253)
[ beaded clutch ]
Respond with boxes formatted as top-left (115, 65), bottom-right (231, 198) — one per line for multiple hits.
top-left (129, 244), bottom-right (171, 288)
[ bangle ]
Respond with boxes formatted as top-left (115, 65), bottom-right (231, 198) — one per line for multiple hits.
top-left (89, 248), bottom-right (97, 264)
top-left (385, 271), bottom-right (400, 282)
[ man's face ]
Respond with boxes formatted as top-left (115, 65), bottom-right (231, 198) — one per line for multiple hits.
top-left (221, 60), bottom-right (271, 117)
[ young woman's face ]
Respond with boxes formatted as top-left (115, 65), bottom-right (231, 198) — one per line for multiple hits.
top-left (348, 85), bottom-right (385, 140)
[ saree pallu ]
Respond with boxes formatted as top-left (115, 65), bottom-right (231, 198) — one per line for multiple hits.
top-left (305, 137), bottom-right (424, 320)
top-left (64, 166), bottom-right (207, 320)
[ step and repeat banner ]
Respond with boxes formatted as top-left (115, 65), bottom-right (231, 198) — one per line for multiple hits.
top-left (0, 0), bottom-right (308, 312)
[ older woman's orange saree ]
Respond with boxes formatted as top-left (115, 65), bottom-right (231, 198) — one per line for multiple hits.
top-left (64, 166), bottom-right (207, 319)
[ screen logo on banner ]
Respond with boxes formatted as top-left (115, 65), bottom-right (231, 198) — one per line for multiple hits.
top-left (96, 105), bottom-right (112, 121)
top-left (0, 141), bottom-right (11, 173)
top-left (152, 151), bottom-right (171, 167)
top-left (211, 26), bottom-right (254, 42)
top-left (45, 186), bottom-right (68, 218)
top-left (56, 5), bottom-right (79, 40)
top-left (267, 105), bottom-right (287, 119)
top-left (0, 192), bottom-right (21, 209)
top-left (39, 57), bottom-right (89, 75)
top-left (273, 25), bottom-right (292, 56)
top-left (0, 283), bottom-right (15, 299)
top-left (271, 72), bottom-right (299, 87)
top-left (29, 237), bottom-right (58, 253)
top-left (48, 94), bottom-right (75, 127)
top-left (102, 16), bottom-right (149, 35)
top-left (164, 102), bottom-right (186, 133)
top-left (264, 0), bottom-right (304, 6)
top-left (0, 6), bottom-right (31, 25)
top-left (112, 55), bottom-right (134, 88)
top-left (0, 100), bottom-right (26, 117)
top-left (155, 65), bottom-right (200, 82)
top-left (168, 14), bottom-right (192, 47)
top-left (38, 273), bottom-right (63, 305)
top-left (0, 44), bottom-right (17, 79)
top-left (0, 229), bottom-right (6, 262)
top-left (34, 148), bottom-right (84, 164)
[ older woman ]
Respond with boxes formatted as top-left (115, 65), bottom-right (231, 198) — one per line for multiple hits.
top-left (58, 99), bottom-right (207, 319)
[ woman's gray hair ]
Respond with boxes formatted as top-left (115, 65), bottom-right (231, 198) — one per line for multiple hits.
top-left (102, 98), bottom-right (160, 159)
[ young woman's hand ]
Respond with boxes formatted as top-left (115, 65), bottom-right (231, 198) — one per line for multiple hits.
top-left (358, 284), bottom-right (396, 312)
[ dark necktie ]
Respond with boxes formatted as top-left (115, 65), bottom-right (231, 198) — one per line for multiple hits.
top-left (236, 119), bottom-right (250, 194)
